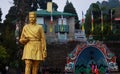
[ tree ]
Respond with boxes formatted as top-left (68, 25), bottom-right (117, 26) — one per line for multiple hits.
top-left (84, 0), bottom-right (120, 40)
top-left (63, 1), bottom-right (79, 29)
top-left (63, 2), bottom-right (78, 21)
top-left (1, 24), bottom-right (17, 59)
top-left (52, 2), bottom-right (58, 11)
top-left (5, 6), bottom-right (18, 23)
top-left (0, 45), bottom-right (9, 73)
top-left (85, 3), bottom-right (101, 35)
top-left (0, 45), bottom-right (9, 63)
top-left (0, 8), bottom-right (2, 22)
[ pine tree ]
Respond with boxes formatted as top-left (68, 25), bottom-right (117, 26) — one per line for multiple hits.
top-left (0, 8), bottom-right (2, 22)
top-left (64, 2), bottom-right (78, 21)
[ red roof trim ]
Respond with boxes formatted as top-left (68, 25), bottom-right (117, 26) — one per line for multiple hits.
top-left (114, 17), bottom-right (120, 21)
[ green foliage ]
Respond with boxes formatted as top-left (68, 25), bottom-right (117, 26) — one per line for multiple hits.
top-left (0, 45), bottom-right (9, 60)
top-left (63, 1), bottom-right (79, 29)
top-left (9, 59), bottom-right (24, 71)
top-left (63, 2), bottom-right (78, 21)
top-left (85, 0), bottom-right (120, 41)
top-left (5, 6), bottom-right (18, 23)
top-left (1, 24), bottom-right (17, 61)
top-left (85, 3), bottom-right (101, 35)
top-left (52, 2), bottom-right (58, 11)
top-left (0, 8), bottom-right (2, 22)
top-left (0, 45), bottom-right (9, 66)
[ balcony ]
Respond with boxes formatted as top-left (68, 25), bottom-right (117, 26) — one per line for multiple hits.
top-left (55, 25), bottom-right (69, 33)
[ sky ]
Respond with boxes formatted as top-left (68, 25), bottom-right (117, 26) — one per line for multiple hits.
top-left (0, 0), bottom-right (108, 22)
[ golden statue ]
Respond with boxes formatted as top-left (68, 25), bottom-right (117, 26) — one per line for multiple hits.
top-left (19, 11), bottom-right (47, 74)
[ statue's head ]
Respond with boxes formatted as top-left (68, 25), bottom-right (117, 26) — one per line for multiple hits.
top-left (29, 11), bottom-right (36, 24)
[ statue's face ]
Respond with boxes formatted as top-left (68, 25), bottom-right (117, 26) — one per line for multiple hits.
top-left (29, 13), bottom-right (36, 24)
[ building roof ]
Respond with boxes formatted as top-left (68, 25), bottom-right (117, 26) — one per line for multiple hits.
top-left (35, 9), bottom-right (76, 17)
top-left (114, 17), bottom-right (120, 21)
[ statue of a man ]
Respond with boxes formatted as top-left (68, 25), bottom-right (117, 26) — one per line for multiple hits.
top-left (19, 11), bottom-right (47, 74)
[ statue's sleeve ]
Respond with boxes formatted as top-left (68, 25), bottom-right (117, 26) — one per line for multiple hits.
top-left (40, 26), bottom-right (47, 58)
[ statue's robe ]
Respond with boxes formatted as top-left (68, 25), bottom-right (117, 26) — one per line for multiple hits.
top-left (19, 24), bottom-right (46, 60)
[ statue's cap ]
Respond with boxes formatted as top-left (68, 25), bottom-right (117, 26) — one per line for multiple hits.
top-left (29, 12), bottom-right (36, 16)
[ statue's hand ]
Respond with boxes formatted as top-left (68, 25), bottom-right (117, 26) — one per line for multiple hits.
top-left (20, 37), bottom-right (29, 45)
top-left (23, 37), bottom-right (29, 43)
top-left (43, 49), bottom-right (47, 59)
